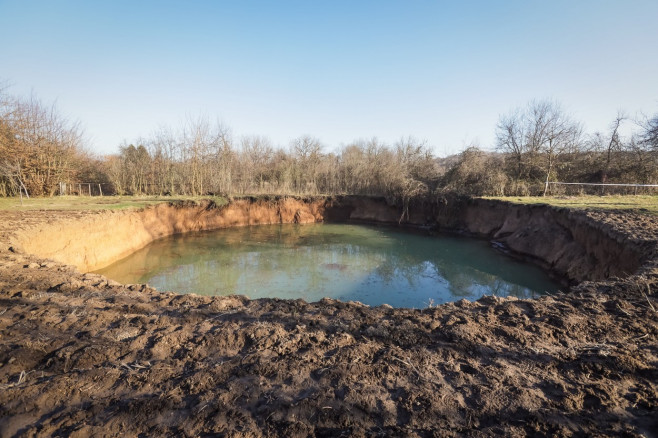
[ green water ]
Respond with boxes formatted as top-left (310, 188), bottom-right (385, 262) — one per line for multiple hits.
top-left (94, 224), bottom-right (560, 308)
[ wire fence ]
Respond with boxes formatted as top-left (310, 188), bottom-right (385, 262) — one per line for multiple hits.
top-left (58, 182), bottom-right (115, 196)
top-left (57, 181), bottom-right (658, 197)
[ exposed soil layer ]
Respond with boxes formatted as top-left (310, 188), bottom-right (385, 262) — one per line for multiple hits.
top-left (13, 197), bottom-right (327, 272)
top-left (1, 196), bottom-right (657, 437)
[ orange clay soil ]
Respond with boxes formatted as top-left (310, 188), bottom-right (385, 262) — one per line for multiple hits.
top-left (0, 196), bottom-right (657, 437)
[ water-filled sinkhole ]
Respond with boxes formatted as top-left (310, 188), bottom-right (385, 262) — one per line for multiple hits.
top-left (95, 223), bottom-right (560, 308)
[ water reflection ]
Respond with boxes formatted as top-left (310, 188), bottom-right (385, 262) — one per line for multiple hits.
top-left (95, 224), bottom-right (560, 308)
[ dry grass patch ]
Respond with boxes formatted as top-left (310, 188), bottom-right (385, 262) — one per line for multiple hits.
top-left (487, 195), bottom-right (658, 215)
top-left (0, 195), bottom-right (228, 211)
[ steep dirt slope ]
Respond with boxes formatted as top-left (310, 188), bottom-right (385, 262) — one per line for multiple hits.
top-left (330, 196), bottom-right (653, 283)
top-left (12, 197), bottom-right (325, 272)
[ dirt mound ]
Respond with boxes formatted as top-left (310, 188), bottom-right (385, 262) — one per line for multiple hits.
top-left (0, 199), bottom-right (657, 436)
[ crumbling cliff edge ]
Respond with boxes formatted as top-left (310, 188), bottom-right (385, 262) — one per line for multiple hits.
top-left (12, 196), bottom-right (654, 284)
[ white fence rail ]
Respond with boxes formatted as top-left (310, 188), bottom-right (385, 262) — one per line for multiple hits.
top-left (547, 182), bottom-right (658, 188)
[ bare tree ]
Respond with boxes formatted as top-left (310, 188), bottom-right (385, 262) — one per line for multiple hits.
top-left (239, 136), bottom-right (273, 193)
top-left (537, 103), bottom-right (582, 195)
top-left (165, 115), bottom-right (231, 195)
top-left (586, 112), bottom-right (627, 184)
top-left (291, 135), bottom-right (322, 193)
top-left (0, 89), bottom-right (85, 196)
top-left (496, 99), bottom-right (582, 195)
top-left (639, 112), bottom-right (658, 150)
top-left (496, 108), bottom-right (526, 179)
top-left (395, 136), bottom-right (438, 192)
top-left (441, 145), bottom-right (508, 196)
top-left (119, 142), bottom-right (151, 194)
top-left (605, 112), bottom-right (626, 170)
top-left (0, 160), bottom-right (30, 198)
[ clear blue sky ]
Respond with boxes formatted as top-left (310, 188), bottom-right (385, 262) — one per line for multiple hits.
top-left (1, 0), bottom-right (657, 156)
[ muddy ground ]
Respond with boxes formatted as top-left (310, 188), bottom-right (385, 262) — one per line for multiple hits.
top-left (0, 207), bottom-right (657, 437)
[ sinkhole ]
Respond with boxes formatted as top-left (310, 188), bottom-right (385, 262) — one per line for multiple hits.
top-left (94, 223), bottom-right (560, 308)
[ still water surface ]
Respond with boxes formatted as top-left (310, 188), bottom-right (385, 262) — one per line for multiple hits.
top-left (95, 224), bottom-right (560, 308)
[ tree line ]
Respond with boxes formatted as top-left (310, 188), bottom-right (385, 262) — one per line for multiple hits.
top-left (105, 120), bottom-right (439, 203)
top-left (1, 86), bottom-right (656, 199)
top-left (444, 100), bottom-right (658, 196)
top-left (0, 86), bottom-right (89, 196)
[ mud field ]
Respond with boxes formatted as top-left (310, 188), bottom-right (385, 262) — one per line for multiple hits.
top-left (0, 198), bottom-right (657, 437)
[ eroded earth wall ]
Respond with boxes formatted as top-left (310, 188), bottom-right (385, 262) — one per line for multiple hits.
top-left (328, 196), bottom-right (651, 283)
top-left (13, 198), bottom-right (326, 272)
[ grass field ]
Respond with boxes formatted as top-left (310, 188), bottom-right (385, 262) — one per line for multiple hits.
top-left (0, 195), bottom-right (228, 211)
top-left (486, 195), bottom-right (658, 215)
